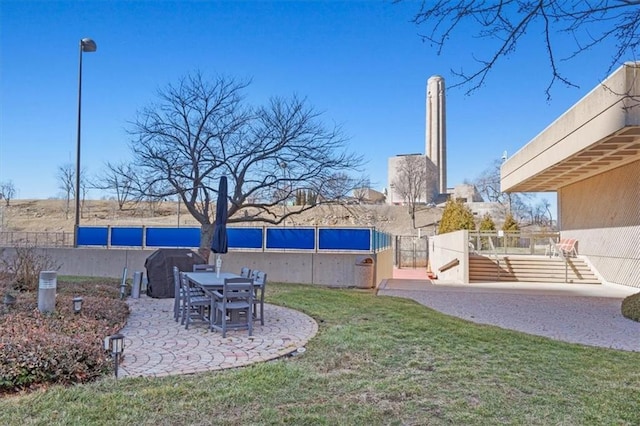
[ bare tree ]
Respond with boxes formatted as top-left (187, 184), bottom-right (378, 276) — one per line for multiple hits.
top-left (474, 159), bottom-right (532, 220)
top-left (93, 161), bottom-right (137, 210)
top-left (0, 181), bottom-right (16, 206)
top-left (127, 72), bottom-right (364, 260)
top-left (57, 163), bottom-right (75, 219)
top-left (392, 155), bottom-right (436, 228)
top-left (403, 0), bottom-right (640, 98)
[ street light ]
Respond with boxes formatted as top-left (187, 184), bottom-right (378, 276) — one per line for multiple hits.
top-left (279, 162), bottom-right (287, 226)
top-left (74, 37), bottom-right (97, 247)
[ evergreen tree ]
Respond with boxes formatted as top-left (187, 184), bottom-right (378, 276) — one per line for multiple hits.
top-left (438, 199), bottom-right (476, 234)
top-left (502, 212), bottom-right (519, 232)
top-left (478, 213), bottom-right (496, 250)
top-left (479, 213), bottom-right (496, 231)
top-left (502, 212), bottom-right (520, 248)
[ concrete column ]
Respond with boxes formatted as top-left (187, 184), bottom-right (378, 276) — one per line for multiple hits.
top-left (426, 75), bottom-right (447, 195)
top-left (38, 271), bottom-right (57, 313)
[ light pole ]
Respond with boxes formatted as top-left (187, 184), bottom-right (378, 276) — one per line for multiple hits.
top-left (74, 38), bottom-right (97, 247)
top-left (279, 162), bottom-right (287, 225)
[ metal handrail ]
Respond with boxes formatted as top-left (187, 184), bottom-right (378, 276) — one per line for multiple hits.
top-left (468, 231), bottom-right (560, 256)
top-left (487, 235), bottom-right (500, 280)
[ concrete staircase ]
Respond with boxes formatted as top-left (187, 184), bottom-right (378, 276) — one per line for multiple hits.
top-left (469, 254), bottom-right (600, 284)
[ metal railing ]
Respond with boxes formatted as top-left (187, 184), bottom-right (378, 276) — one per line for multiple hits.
top-left (468, 231), bottom-right (559, 256)
top-left (0, 231), bottom-right (73, 247)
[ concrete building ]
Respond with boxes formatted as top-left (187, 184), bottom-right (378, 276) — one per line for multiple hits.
top-left (387, 76), bottom-right (447, 205)
top-left (451, 184), bottom-right (483, 203)
top-left (501, 62), bottom-right (640, 288)
top-left (388, 154), bottom-right (428, 204)
top-left (352, 187), bottom-right (386, 204)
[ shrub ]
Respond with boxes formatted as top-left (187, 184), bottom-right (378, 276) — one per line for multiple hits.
top-left (439, 199), bottom-right (475, 234)
top-left (621, 292), bottom-right (640, 322)
top-left (478, 213), bottom-right (496, 250)
top-left (0, 246), bottom-right (61, 292)
top-left (0, 279), bottom-right (128, 393)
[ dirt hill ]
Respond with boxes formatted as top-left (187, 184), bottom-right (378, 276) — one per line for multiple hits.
top-left (0, 199), bottom-right (444, 237)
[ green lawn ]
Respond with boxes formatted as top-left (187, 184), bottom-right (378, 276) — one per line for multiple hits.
top-left (1, 283), bottom-right (639, 425)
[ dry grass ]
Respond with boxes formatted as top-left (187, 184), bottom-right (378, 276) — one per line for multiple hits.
top-left (0, 199), bottom-right (443, 236)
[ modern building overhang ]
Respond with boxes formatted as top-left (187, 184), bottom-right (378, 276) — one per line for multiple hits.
top-left (501, 62), bottom-right (640, 193)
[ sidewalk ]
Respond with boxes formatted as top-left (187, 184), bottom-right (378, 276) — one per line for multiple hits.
top-left (379, 268), bottom-right (640, 352)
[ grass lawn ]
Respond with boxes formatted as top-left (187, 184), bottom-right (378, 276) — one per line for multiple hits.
top-left (1, 283), bottom-right (639, 425)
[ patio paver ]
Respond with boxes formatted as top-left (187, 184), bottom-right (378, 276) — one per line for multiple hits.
top-left (117, 295), bottom-right (318, 378)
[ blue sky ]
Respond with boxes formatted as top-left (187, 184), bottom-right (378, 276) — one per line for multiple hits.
top-left (0, 1), bottom-right (625, 208)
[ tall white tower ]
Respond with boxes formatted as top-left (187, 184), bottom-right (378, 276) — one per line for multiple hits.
top-left (426, 75), bottom-right (447, 194)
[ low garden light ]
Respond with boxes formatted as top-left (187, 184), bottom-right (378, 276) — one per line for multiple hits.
top-left (3, 293), bottom-right (16, 309)
top-left (120, 267), bottom-right (128, 300)
top-left (107, 333), bottom-right (125, 378)
top-left (72, 296), bottom-right (83, 314)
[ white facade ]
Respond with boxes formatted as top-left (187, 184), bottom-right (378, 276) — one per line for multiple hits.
top-left (501, 62), bottom-right (640, 288)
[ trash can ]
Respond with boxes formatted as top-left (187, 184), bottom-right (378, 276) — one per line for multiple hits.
top-left (354, 256), bottom-right (374, 288)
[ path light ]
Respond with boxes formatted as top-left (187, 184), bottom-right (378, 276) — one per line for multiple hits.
top-left (74, 37), bottom-right (97, 247)
top-left (72, 296), bottom-right (83, 314)
top-left (108, 333), bottom-right (125, 378)
top-left (120, 267), bottom-right (128, 300)
top-left (3, 293), bottom-right (16, 309)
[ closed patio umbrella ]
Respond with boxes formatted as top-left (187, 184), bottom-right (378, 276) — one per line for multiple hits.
top-left (211, 176), bottom-right (228, 275)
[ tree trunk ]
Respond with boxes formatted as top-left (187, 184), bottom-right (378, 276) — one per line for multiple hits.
top-left (198, 223), bottom-right (215, 262)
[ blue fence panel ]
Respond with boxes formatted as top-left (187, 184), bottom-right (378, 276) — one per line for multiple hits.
top-left (78, 225), bottom-right (388, 251)
top-left (77, 227), bottom-right (108, 246)
top-left (372, 229), bottom-right (391, 251)
top-left (146, 227), bottom-right (200, 247)
top-left (111, 227), bottom-right (144, 247)
top-left (266, 228), bottom-right (315, 250)
top-left (319, 228), bottom-right (371, 251)
top-left (228, 228), bottom-right (263, 249)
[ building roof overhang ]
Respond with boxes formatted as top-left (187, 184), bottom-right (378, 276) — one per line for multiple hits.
top-left (501, 62), bottom-right (640, 193)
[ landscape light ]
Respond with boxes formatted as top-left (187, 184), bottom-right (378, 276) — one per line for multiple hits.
top-left (72, 296), bottom-right (83, 314)
top-left (3, 293), bottom-right (16, 309)
top-left (109, 333), bottom-right (125, 378)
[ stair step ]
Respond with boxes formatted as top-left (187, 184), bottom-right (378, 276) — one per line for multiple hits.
top-left (468, 255), bottom-right (600, 284)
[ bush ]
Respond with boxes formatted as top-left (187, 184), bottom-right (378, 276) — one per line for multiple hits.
top-left (0, 279), bottom-right (128, 393)
top-left (0, 246), bottom-right (61, 292)
top-left (439, 199), bottom-right (475, 234)
top-left (621, 292), bottom-right (640, 322)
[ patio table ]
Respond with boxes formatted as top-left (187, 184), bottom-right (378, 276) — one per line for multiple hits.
top-left (184, 271), bottom-right (248, 329)
top-left (184, 271), bottom-right (241, 290)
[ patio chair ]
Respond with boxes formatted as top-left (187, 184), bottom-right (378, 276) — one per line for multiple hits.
top-left (193, 263), bottom-right (215, 272)
top-left (250, 270), bottom-right (267, 325)
top-left (172, 266), bottom-right (183, 322)
top-left (181, 272), bottom-right (211, 330)
top-left (211, 277), bottom-right (253, 338)
top-left (240, 267), bottom-right (252, 278)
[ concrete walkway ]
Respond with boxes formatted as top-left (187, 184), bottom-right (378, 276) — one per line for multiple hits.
top-left (118, 296), bottom-right (318, 378)
top-left (378, 276), bottom-right (640, 352)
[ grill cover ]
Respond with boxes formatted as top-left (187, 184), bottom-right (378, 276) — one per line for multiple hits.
top-left (144, 249), bottom-right (206, 298)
